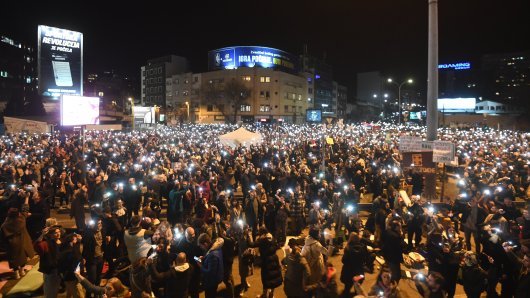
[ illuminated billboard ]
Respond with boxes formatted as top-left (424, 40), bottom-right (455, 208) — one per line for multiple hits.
top-left (208, 46), bottom-right (297, 73)
top-left (437, 98), bottom-right (476, 112)
top-left (438, 62), bottom-right (471, 70)
top-left (61, 96), bottom-right (99, 126)
top-left (133, 106), bottom-right (156, 124)
top-left (38, 25), bottom-right (83, 98)
top-left (306, 109), bottom-right (322, 123)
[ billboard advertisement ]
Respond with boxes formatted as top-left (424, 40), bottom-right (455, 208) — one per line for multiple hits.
top-left (208, 46), bottom-right (297, 74)
top-left (38, 25), bottom-right (83, 98)
top-left (306, 109), bottom-right (322, 123)
top-left (437, 98), bottom-right (476, 112)
top-left (133, 107), bottom-right (156, 124)
top-left (61, 96), bottom-right (99, 126)
top-left (438, 62), bottom-right (471, 70)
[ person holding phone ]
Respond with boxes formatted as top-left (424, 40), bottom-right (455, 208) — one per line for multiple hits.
top-left (366, 266), bottom-right (401, 298)
top-left (414, 271), bottom-right (446, 298)
top-left (340, 232), bottom-right (368, 297)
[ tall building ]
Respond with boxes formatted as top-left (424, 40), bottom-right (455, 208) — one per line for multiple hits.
top-left (335, 82), bottom-right (348, 118)
top-left (300, 52), bottom-right (336, 117)
top-left (140, 55), bottom-right (189, 107)
top-left (0, 35), bottom-right (37, 111)
top-left (480, 52), bottom-right (530, 105)
top-left (163, 46), bottom-right (309, 124)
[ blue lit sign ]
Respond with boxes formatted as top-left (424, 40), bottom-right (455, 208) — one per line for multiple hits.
top-left (438, 62), bottom-right (471, 70)
top-left (209, 46), bottom-right (297, 73)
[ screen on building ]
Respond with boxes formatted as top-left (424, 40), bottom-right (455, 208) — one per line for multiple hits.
top-left (133, 107), bottom-right (156, 124)
top-left (61, 96), bottom-right (99, 126)
top-left (306, 109), bottom-right (322, 123)
top-left (38, 25), bottom-right (83, 98)
top-left (208, 46), bottom-right (297, 74)
top-left (437, 98), bottom-right (476, 112)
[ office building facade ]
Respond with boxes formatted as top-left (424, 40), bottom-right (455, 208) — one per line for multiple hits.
top-left (141, 55), bottom-right (189, 107)
top-left (0, 35), bottom-right (37, 111)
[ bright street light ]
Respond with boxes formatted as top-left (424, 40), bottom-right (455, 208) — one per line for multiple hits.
top-left (387, 78), bottom-right (414, 125)
top-left (185, 101), bottom-right (190, 123)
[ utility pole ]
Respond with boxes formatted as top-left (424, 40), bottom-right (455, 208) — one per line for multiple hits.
top-left (425, 0), bottom-right (439, 201)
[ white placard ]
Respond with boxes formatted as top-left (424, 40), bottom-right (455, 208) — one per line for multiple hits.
top-left (433, 141), bottom-right (455, 163)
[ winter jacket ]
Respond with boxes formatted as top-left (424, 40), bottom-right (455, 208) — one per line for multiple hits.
top-left (283, 252), bottom-right (311, 297)
top-left (150, 262), bottom-right (193, 298)
top-left (382, 229), bottom-right (405, 263)
top-left (201, 237), bottom-right (224, 288)
top-left (301, 236), bottom-right (328, 285)
top-left (129, 259), bottom-right (152, 298)
top-left (340, 241), bottom-right (367, 284)
top-left (0, 205), bottom-right (35, 268)
top-left (257, 233), bottom-right (283, 289)
top-left (461, 265), bottom-right (487, 297)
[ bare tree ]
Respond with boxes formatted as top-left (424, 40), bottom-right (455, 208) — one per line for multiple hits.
top-left (201, 78), bottom-right (251, 123)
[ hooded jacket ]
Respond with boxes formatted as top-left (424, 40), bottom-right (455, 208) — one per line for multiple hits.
top-left (150, 262), bottom-right (193, 298)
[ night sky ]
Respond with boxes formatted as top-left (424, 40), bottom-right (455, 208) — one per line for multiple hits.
top-left (3, 0), bottom-right (530, 94)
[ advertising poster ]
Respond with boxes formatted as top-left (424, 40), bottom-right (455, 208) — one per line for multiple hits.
top-left (38, 25), bottom-right (83, 98)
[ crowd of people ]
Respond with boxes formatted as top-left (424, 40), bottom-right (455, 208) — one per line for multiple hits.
top-left (0, 122), bottom-right (529, 298)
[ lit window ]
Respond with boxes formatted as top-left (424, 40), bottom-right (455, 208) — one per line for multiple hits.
top-left (260, 76), bottom-right (271, 83)
top-left (242, 76), bottom-right (251, 81)
top-left (240, 105), bottom-right (251, 112)
top-left (98, 92), bottom-right (104, 97)
top-left (259, 105), bottom-right (270, 112)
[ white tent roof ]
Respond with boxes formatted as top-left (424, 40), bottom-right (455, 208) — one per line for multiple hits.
top-left (219, 127), bottom-right (263, 148)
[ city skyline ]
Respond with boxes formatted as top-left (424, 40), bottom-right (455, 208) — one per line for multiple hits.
top-left (3, 0), bottom-right (529, 93)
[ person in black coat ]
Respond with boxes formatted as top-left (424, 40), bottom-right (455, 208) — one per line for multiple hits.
top-left (123, 177), bottom-right (141, 223)
top-left (70, 184), bottom-right (88, 233)
top-left (149, 252), bottom-right (193, 298)
top-left (340, 232), bottom-right (367, 298)
top-left (382, 220), bottom-right (406, 283)
top-left (27, 191), bottom-right (50, 240)
top-left (407, 196), bottom-right (425, 250)
top-left (256, 227), bottom-right (283, 298)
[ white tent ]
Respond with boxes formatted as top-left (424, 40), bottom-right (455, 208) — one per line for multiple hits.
top-left (219, 127), bottom-right (263, 148)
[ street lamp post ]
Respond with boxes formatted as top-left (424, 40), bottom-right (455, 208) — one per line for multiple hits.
top-left (128, 97), bottom-right (135, 131)
top-left (387, 78), bottom-right (413, 125)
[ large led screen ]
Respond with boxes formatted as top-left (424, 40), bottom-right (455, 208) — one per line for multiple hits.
top-left (437, 98), bottom-right (476, 112)
top-left (61, 96), bottom-right (100, 126)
